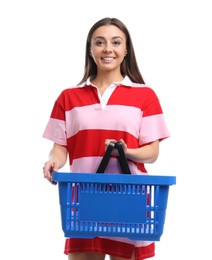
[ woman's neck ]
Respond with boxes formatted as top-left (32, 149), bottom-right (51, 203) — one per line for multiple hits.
top-left (91, 71), bottom-right (124, 90)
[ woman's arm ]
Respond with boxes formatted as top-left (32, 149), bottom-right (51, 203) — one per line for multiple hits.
top-left (43, 143), bottom-right (68, 184)
top-left (125, 140), bottom-right (159, 163)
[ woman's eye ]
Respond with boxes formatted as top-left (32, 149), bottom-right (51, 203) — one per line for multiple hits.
top-left (113, 41), bottom-right (121, 46)
top-left (96, 41), bottom-right (104, 46)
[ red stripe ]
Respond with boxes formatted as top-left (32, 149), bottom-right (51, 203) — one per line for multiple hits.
top-left (109, 86), bottom-right (162, 116)
top-left (59, 86), bottom-right (99, 110)
top-left (64, 237), bottom-right (155, 260)
top-left (51, 85), bottom-right (163, 120)
top-left (67, 129), bottom-right (138, 160)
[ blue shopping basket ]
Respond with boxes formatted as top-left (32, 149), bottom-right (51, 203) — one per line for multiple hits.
top-left (52, 141), bottom-right (176, 241)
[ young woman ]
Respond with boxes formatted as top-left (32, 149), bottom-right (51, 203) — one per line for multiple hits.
top-left (43, 17), bottom-right (170, 260)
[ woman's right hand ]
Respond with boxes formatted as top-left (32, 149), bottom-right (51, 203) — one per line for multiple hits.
top-left (43, 158), bottom-right (60, 185)
top-left (43, 143), bottom-right (68, 185)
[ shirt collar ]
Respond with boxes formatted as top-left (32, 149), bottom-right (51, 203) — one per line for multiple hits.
top-left (79, 76), bottom-right (132, 87)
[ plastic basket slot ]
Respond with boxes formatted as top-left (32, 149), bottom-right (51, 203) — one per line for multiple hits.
top-left (64, 219), bottom-right (163, 240)
top-left (78, 182), bottom-right (148, 223)
top-left (66, 221), bottom-right (157, 235)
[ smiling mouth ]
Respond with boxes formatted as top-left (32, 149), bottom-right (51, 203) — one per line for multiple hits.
top-left (101, 57), bottom-right (115, 61)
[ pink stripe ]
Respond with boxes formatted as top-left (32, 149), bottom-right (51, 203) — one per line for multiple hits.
top-left (66, 104), bottom-right (142, 138)
top-left (43, 118), bottom-right (67, 145)
top-left (139, 114), bottom-right (170, 144)
top-left (69, 157), bottom-right (147, 175)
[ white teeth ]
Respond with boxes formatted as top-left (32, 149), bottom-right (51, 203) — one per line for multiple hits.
top-left (103, 58), bottom-right (114, 61)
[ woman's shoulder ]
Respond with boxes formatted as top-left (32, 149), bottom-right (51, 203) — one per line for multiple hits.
top-left (59, 85), bottom-right (85, 95)
top-left (131, 82), bottom-right (152, 89)
top-left (130, 82), bottom-right (157, 95)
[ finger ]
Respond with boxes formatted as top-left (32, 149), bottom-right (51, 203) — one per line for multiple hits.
top-left (50, 173), bottom-right (57, 185)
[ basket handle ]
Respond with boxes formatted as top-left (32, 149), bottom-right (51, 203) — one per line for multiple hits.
top-left (96, 141), bottom-right (131, 174)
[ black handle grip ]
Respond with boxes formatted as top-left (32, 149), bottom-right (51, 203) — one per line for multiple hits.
top-left (115, 141), bottom-right (131, 174)
top-left (96, 141), bottom-right (131, 174)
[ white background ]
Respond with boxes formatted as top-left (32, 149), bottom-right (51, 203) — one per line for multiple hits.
top-left (0, 0), bottom-right (211, 259)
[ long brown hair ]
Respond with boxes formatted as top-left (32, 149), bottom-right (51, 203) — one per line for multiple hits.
top-left (78, 17), bottom-right (145, 85)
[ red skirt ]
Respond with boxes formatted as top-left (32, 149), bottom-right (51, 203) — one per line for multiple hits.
top-left (64, 237), bottom-right (155, 260)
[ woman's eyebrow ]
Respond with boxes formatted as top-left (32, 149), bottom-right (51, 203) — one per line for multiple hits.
top-left (94, 36), bottom-right (124, 40)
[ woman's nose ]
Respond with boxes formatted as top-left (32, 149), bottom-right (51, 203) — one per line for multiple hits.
top-left (103, 43), bottom-right (112, 53)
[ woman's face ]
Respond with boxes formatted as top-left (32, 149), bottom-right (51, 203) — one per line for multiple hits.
top-left (90, 25), bottom-right (127, 73)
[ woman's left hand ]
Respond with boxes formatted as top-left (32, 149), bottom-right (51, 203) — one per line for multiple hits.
top-left (104, 139), bottom-right (127, 155)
